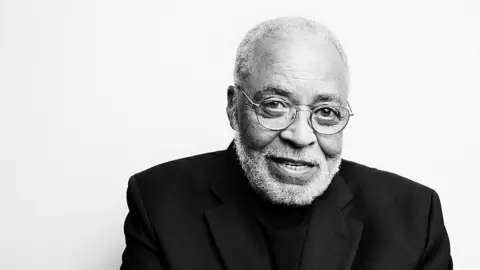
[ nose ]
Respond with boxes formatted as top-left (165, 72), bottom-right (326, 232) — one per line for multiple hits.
top-left (279, 109), bottom-right (317, 148)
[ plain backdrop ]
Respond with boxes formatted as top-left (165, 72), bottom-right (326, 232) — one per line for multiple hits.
top-left (1, 0), bottom-right (479, 269)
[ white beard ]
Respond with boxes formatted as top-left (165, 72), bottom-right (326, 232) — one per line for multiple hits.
top-left (232, 119), bottom-right (342, 206)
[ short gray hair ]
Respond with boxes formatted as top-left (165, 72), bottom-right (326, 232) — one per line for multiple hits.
top-left (234, 16), bottom-right (349, 88)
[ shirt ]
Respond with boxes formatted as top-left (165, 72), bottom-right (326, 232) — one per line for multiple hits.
top-left (247, 188), bottom-right (312, 270)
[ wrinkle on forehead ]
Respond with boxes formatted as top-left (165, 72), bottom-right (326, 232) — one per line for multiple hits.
top-left (246, 37), bottom-right (349, 99)
top-left (254, 39), bottom-right (346, 77)
top-left (271, 69), bottom-right (344, 82)
top-left (269, 66), bottom-right (348, 97)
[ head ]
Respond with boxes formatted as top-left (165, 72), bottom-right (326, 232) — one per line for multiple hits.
top-left (226, 17), bottom-right (351, 206)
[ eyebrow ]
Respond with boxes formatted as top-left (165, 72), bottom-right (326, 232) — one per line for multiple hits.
top-left (253, 85), bottom-right (293, 101)
top-left (253, 84), bottom-right (343, 105)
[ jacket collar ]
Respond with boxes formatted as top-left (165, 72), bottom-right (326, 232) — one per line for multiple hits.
top-left (205, 143), bottom-right (363, 270)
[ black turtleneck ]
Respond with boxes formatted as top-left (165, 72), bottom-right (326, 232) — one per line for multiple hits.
top-left (246, 187), bottom-right (312, 270)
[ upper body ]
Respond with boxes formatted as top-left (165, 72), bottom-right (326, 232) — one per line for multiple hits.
top-left (120, 144), bottom-right (452, 270)
top-left (120, 16), bottom-right (452, 270)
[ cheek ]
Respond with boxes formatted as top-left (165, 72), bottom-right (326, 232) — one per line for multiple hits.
top-left (237, 109), bottom-right (277, 150)
top-left (317, 133), bottom-right (343, 158)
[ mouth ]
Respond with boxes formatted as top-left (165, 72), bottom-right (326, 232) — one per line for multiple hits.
top-left (266, 155), bottom-right (317, 179)
top-left (268, 156), bottom-right (316, 167)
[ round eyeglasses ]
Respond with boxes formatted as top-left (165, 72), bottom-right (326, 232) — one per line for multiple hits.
top-left (237, 85), bottom-right (354, 135)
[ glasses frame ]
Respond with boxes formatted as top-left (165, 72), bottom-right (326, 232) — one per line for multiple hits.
top-left (236, 84), bottom-right (355, 135)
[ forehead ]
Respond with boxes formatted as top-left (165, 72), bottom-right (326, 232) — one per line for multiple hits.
top-left (248, 37), bottom-right (348, 103)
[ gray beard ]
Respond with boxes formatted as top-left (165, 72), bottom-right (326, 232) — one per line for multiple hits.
top-left (232, 119), bottom-right (342, 206)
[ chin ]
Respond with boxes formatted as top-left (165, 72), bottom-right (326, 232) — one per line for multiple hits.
top-left (253, 159), bottom-right (340, 206)
top-left (233, 133), bottom-right (341, 206)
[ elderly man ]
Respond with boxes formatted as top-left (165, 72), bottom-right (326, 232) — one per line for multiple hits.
top-left (120, 17), bottom-right (453, 270)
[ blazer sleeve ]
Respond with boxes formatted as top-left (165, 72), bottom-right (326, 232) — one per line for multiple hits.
top-left (120, 176), bottom-right (166, 270)
top-left (417, 189), bottom-right (453, 270)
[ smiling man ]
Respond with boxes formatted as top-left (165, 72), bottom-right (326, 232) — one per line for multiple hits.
top-left (120, 17), bottom-right (453, 270)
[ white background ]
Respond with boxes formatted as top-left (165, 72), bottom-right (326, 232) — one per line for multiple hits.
top-left (1, 0), bottom-right (478, 269)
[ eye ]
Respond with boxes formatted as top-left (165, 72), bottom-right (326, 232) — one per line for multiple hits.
top-left (312, 106), bottom-right (343, 127)
top-left (317, 107), bottom-right (339, 118)
top-left (263, 100), bottom-right (288, 110)
top-left (259, 99), bottom-right (290, 117)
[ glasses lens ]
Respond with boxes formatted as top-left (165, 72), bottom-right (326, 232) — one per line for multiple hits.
top-left (257, 99), bottom-right (295, 129)
top-left (311, 106), bottom-right (349, 135)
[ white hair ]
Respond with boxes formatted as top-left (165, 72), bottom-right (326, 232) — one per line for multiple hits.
top-left (233, 16), bottom-right (350, 88)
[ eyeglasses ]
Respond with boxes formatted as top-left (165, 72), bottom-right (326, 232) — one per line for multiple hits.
top-left (236, 85), bottom-right (354, 135)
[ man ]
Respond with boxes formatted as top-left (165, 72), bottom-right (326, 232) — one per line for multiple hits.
top-left (120, 17), bottom-right (453, 270)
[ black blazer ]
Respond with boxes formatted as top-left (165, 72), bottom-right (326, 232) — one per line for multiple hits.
top-left (120, 144), bottom-right (453, 270)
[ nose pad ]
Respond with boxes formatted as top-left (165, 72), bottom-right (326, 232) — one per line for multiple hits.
top-left (279, 109), bottom-right (317, 147)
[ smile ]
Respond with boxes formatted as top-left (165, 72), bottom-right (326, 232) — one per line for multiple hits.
top-left (267, 156), bottom-right (317, 181)
top-left (277, 162), bottom-right (312, 173)
top-left (268, 156), bottom-right (316, 167)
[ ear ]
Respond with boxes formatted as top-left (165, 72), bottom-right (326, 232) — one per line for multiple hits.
top-left (226, 85), bottom-right (237, 130)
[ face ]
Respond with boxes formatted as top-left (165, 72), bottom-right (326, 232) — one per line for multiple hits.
top-left (228, 36), bottom-right (349, 205)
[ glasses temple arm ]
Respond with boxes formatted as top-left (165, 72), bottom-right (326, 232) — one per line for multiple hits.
top-left (236, 85), bottom-right (260, 107)
top-left (347, 101), bottom-right (354, 116)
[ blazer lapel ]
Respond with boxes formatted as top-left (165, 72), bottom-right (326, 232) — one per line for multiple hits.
top-left (299, 174), bottom-right (363, 270)
top-left (205, 145), bottom-right (272, 270)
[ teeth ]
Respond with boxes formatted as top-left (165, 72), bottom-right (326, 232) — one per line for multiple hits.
top-left (282, 163), bottom-right (307, 170)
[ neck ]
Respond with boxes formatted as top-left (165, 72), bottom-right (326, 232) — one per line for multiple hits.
top-left (247, 184), bottom-right (313, 229)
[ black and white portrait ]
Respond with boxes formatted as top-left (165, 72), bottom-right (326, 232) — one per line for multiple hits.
top-left (1, 1), bottom-right (478, 269)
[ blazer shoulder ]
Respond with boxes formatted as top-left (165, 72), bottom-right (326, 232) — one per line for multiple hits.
top-left (340, 159), bottom-right (433, 199)
top-left (340, 159), bottom-right (438, 233)
top-left (129, 149), bottom-right (229, 198)
top-left (340, 160), bottom-right (452, 268)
